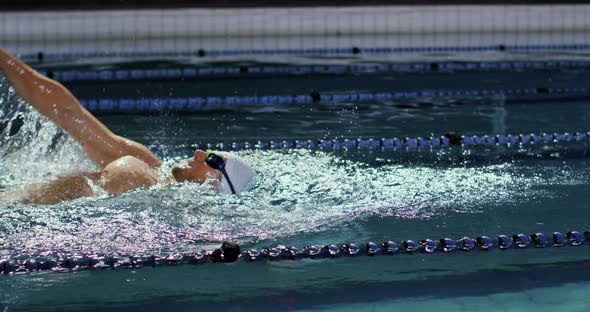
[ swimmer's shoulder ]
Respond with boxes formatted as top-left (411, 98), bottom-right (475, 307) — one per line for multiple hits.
top-left (98, 155), bottom-right (159, 195)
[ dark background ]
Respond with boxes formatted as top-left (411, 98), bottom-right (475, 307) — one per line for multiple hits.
top-left (3, 0), bottom-right (590, 11)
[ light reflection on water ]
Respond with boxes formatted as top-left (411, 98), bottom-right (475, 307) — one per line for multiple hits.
top-left (0, 76), bottom-right (588, 260)
top-left (3, 67), bottom-right (590, 310)
top-left (0, 142), bottom-right (577, 258)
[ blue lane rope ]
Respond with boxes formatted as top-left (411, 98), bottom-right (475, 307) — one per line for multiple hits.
top-left (78, 86), bottom-right (590, 113)
top-left (148, 131), bottom-right (589, 154)
top-left (39, 60), bottom-right (590, 82)
top-left (1, 230), bottom-right (588, 274)
top-left (20, 44), bottom-right (590, 62)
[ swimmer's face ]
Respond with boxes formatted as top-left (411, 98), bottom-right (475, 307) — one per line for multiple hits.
top-left (172, 150), bottom-right (222, 183)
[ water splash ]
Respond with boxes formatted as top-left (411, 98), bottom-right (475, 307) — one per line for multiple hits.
top-left (0, 76), bottom-right (95, 187)
top-left (2, 144), bottom-right (582, 259)
top-left (0, 76), bottom-right (587, 259)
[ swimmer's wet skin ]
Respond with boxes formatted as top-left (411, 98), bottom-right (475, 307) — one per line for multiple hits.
top-left (0, 48), bottom-right (255, 204)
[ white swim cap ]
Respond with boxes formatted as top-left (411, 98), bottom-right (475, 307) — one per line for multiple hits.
top-left (217, 153), bottom-right (256, 194)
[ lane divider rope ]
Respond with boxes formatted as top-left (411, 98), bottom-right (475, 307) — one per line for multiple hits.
top-left (20, 44), bottom-right (590, 62)
top-left (39, 60), bottom-right (590, 82)
top-left (78, 87), bottom-right (590, 113)
top-left (148, 131), bottom-right (590, 154)
top-left (1, 230), bottom-right (588, 274)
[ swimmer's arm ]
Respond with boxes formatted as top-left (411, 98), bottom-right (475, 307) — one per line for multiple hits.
top-left (0, 48), bottom-right (161, 169)
top-left (15, 173), bottom-right (101, 205)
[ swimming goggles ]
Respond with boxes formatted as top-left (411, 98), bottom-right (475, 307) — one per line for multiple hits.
top-left (205, 151), bottom-right (236, 194)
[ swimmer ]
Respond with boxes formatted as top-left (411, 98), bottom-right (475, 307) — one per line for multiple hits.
top-left (0, 48), bottom-right (255, 204)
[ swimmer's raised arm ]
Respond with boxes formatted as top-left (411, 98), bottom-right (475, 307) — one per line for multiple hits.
top-left (0, 48), bottom-right (161, 169)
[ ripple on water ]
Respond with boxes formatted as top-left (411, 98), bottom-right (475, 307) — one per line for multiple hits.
top-left (1, 78), bottom-right (587, 258)
top-left (2, 147), bottom-right (582, 258)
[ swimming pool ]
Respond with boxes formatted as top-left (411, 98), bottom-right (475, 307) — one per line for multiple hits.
top-left (1, 53), bottom-right (590, 311)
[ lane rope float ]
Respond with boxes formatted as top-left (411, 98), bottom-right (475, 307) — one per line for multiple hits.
top-left (1, 230), bottom-right (588, 275)
top-left (78, 87), bottom-right (590, 113)
top-left (148, 131), bottom-right (590, 154)
top-left (39, 60), bottom-right (590, 82)
top-left (20, 44), bottom-right (590, 62)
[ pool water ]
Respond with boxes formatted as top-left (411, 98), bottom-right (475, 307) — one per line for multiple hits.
top-left (1, 55), bottom-right (590, 311)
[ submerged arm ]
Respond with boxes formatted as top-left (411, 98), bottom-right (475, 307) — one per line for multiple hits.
top-left (0, 48), bottom-right (161, 169)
